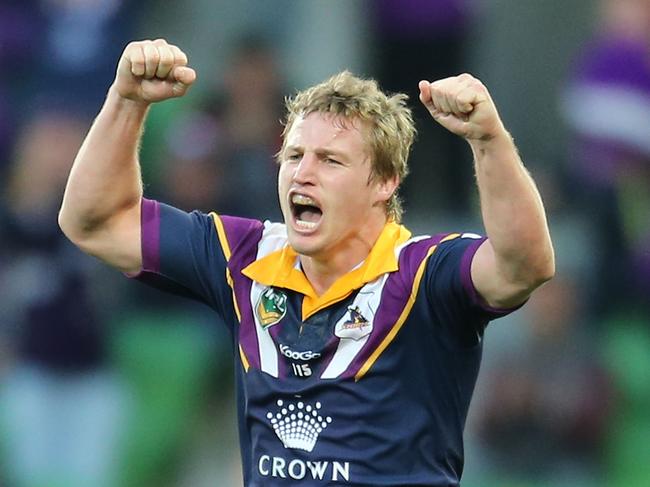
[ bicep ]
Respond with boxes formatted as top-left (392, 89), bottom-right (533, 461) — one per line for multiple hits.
top-left (470, 239), bottom-right (532, 309)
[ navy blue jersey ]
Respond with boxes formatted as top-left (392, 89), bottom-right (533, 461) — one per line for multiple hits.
top-left (136, 198), bottom-right (518, 486)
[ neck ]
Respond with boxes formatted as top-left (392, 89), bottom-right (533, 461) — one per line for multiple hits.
top-left (299, 216), bottom-right (388, 296)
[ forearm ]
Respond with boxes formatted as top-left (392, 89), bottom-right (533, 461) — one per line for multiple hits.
top-left (59, 86), bottom-right (148, 237)
top-left (471, 131), bottom-right (554, 286)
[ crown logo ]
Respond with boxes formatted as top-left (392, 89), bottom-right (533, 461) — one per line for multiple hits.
top-left (266, 399), bottom-right (332, 452)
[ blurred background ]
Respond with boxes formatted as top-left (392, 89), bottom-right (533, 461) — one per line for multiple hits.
top-left (0, 0), bottom-right (649, 486)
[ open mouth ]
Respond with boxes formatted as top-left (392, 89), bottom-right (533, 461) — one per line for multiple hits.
top-left (290, 193), bottom-right (323, 231)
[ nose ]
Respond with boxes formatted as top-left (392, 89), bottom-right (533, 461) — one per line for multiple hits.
top-left (292, 152), bottom-right (317, 184)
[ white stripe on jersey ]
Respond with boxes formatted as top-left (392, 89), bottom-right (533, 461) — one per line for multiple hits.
top-left (249, 222), bottom-right (290, 377)
top-left (320, 236), bottom-right (431, 380)
top-left (321, 273), bottom-right (387, 379)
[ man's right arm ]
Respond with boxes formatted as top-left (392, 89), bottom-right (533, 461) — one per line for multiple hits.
top-left (58, 39), bottom-right (196, 274)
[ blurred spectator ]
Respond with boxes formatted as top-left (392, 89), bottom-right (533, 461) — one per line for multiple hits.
top-left (0, 111), bottom-right (128, 487)
top-left (205, 34), bottom-right (284, 220)
top-left (32, 0), bottom-right (143, 111)
top-left (473, 276), bottom-right (612, 486)
top-left (159, 110), bottom-right (227, 213)
top-left (370, 0), bottom-right (475, 215)
top-left (0, 0), bottom-right (41, 173)
top-left (561, 0), bottom-right (650, 313)
top-left (0, 0), bottom-right (143, 171)
top-left (147, 33), bottom-right (285, 221)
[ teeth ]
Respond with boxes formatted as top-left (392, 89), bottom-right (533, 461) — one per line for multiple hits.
top-left (296, 220), bottom-right (317, 230)
top-left (291, 193), bottom-right (316, 206)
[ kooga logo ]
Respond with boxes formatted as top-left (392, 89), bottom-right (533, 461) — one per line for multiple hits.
top-left (258, 399), bottom-right (351, 482)
top-left (279, 344), bottom-right (321, 361)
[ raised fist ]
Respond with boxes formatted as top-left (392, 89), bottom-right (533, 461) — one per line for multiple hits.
top-left (418, 74), bottom-right (506, 141)
top-left (113, 39), bottom-right (196, 104)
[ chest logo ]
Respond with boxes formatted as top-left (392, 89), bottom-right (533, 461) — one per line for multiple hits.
top-left (256, 287), bottom-right (288, 329)
top-left (266, 399), bottom-right (332, 452)
top-left (334, 305), bottom-right (373, 341)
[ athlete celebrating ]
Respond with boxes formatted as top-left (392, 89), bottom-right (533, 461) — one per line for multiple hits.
top-left (59, 39), bottom-right (554, 486)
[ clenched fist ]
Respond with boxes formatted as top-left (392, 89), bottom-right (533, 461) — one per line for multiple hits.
top-left (418, 74), bottom-right (506, 142)
top-left (113, 39), bottom-right (196, 104)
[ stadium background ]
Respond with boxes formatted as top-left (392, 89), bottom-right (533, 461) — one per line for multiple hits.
top-left (0, 0), bottom-right (649, 486)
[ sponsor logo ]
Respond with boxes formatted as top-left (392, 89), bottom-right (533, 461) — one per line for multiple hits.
top-left (279, 344), bottom-right (321, 361)
top-left (334, 305), bottom-right (372, 341)
top-left (260, 399), bottom-right (351, 482)
top-left (255, 287), bottom-right (287, 328)
top-left (258, 455), bottom-right (350, 482)
top-left (266, 399), bottom-right (331, 452)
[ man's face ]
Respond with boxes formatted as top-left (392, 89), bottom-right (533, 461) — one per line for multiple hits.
top-left (278, 112), bottom-right (395, 260)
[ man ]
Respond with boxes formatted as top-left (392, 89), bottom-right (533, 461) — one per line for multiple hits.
top-left (59, 39), bottom-right (554, 486)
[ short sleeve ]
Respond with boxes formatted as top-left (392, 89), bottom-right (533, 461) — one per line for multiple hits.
top-left (133, 199), bottom-right (231, 314)
top-left (425, 234), bottom-right (523, 347)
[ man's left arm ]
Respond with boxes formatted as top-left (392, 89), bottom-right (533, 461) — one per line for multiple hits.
top-left (419, 74), bottom-right (555, 308)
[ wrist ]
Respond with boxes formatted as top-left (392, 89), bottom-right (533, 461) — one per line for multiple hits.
top-left (106, 85), bottom-right (151, 113)
top-left (468, 128), bottom-right (514, 157)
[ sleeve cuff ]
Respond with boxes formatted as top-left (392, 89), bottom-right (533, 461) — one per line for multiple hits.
top-left (460, 237), bottom-right (526, 316)
top-left (126, 198), bottom-right (160, 278)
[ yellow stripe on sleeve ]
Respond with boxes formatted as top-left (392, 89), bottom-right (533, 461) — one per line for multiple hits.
top-left (239, 344), bottom-right (250, 372)
top-left (210, 213), bottom-right (243, 334)
top-left (210, 213), bottom-right (232, 261)
top-left (230, 272), bottom-right (242, 322)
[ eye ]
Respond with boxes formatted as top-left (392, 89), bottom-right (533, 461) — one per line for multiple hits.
top-left (286, 153), bottom-right (302, 163)
top-left (325, 157), bottom-right (342, 165)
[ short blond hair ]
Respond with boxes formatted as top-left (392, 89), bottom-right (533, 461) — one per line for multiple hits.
top-left (278, 71), bottom-right (416, 222)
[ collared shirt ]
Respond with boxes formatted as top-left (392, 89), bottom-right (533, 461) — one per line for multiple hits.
top-left (136, 198), bottom-right (518, 486)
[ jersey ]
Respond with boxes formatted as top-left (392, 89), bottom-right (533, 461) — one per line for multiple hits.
top-left (135, 198), bottom-right (518, 486)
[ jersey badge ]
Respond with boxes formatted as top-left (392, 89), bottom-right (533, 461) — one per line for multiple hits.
top-left (256, 287), bottom-right (288, 329)
top-left (335, 305), bottom-right (373, 341)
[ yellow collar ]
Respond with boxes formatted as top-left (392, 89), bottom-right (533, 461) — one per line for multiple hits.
top-left (242, 221), bottom-right (411, 320)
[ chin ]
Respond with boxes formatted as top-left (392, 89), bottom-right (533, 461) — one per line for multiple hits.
top-left (287, 232), bottom-right (322, 257)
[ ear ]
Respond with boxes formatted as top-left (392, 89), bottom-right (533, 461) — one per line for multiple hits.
top-left (374, 175), bottom-right (400, 204)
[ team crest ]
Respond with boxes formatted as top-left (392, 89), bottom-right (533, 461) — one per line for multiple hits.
top-left (256, 287), bottom-right (288, 329)
top-left (335, 305), bottom-right (373, 341)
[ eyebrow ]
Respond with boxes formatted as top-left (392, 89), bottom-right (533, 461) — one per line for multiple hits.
top-left (285, 145), bottom-right (349, 160)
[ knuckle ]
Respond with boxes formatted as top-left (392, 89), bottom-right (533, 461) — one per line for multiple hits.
top-left (145, 47), bottom-right (160, 62)
top-left (127, 40), bottom-right (145, 49)
top-left (164, 47), bottom-right (176, 60)
top-left (170, 46), bottom-right (188, 63)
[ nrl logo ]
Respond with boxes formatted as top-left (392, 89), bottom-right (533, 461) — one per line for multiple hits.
top-left (256, 287), bottom-right (288, 329)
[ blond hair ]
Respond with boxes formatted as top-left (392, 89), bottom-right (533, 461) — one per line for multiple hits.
top-left (278, 71), bottom-right (416, 222)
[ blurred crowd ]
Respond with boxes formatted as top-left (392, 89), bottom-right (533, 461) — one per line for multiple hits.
top-left (0, 1), bottom-right (648, 486)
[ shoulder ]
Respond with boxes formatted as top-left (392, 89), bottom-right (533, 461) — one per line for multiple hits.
top-left (397, 232), bottom-right (485, 275)
top-left (214, 216), bottom-right (288, 268)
